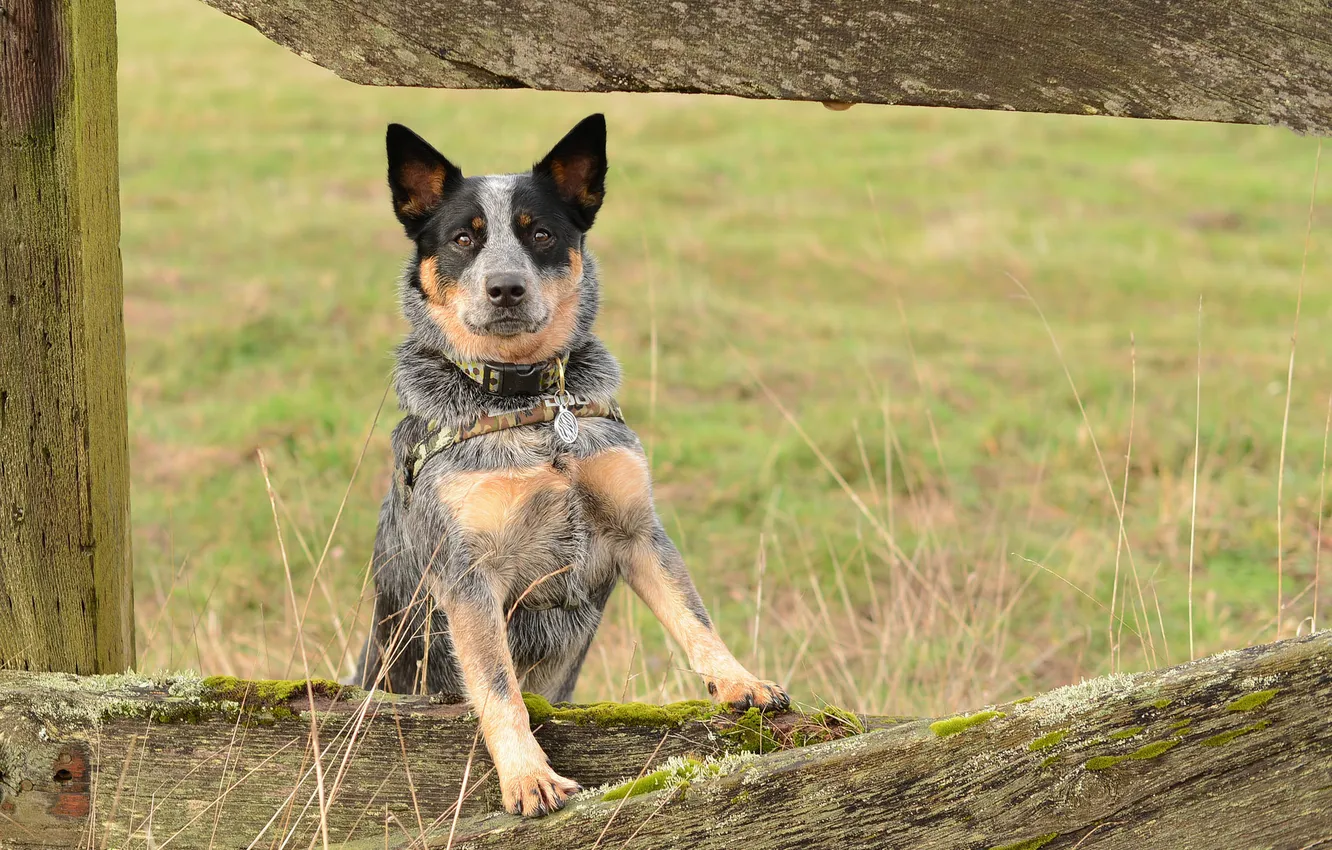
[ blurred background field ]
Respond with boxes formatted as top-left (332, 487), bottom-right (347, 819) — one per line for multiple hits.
top-left (121, 0), bottom-right (1330, 716)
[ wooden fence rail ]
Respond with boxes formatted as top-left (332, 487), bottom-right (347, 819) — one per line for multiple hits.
top-left (1, 634), bottom-right (1328, 848)
top-left (199, 0), bottom-right (1332, 135)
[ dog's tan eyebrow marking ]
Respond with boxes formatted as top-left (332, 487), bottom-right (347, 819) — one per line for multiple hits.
top-left (517, 212), bottom-right (533, 228)
top-left (471, 216), bottom-right (485, 230)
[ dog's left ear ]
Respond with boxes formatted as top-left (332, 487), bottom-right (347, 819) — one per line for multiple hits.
top-left (533, 114), bottom-right (607, 229)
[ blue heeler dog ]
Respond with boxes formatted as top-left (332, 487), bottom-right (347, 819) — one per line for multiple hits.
top-left (357, 114), bottom-right (790, 817)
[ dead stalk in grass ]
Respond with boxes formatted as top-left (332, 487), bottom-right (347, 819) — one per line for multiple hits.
top-left (1277, 138), bottom-right (1323, 640)
top-left (1316, 393), bottom-right (1331, 632)
top-left (1188, 297), bottom-right (1204, 660)
top-left (591, 731), bottom-right (672, 850)
top-left (1109, 333), bottom-right (1137, 673)
top-left (1009, 274), bottom-right (1157, 668)
top-left (257, 450), bottom-right (331, 850)
top-left (284, 382), bottom-right (390, 678)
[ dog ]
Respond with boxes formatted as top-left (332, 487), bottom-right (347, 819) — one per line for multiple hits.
top-left (356, 114), bottom-right (790, 817)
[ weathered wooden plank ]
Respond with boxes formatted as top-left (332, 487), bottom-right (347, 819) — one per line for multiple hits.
top-left (422, 633), bottom-right (1332, 849)
top-left (0, 674), bottom-right (862, 848)
top-left (0, 0), bottom-right (134, 675)
top-left (0, 635), bottom-right (1328, 848)
top-left (194, 0), bottom-right (1332, 135)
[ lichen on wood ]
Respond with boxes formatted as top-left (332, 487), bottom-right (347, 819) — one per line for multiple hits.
top-left (191, 0), bottom-right (1332, 135)
top-left (2, 633), bottom-right (1331, 848)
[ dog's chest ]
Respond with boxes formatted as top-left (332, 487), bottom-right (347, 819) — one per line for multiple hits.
top-left (434, 444), bottom-right (652, 609)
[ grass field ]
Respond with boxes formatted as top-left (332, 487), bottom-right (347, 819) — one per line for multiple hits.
top-left (120, 0), bottom-right (1330, 716)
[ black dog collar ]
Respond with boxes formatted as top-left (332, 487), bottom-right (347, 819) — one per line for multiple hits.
top-left (450, 354), bottom-right (569, 397)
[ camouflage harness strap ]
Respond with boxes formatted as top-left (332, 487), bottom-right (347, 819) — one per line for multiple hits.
top-left (399, 395), bottom-right (625, 503)
top-left (450, 353), bottom-right (569, 396)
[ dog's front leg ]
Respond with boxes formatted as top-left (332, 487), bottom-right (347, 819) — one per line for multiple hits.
top-left (430, 566), bottom-right (581, 816)
top-left (625, 524), bottom-right (790, 711)
top-left (582, 445), bottom-right (790, 710)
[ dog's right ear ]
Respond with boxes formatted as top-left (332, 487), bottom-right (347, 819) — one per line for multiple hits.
top-left (386, 124), bottom-right (462, 236)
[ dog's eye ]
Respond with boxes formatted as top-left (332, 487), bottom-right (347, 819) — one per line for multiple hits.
top-left (532, 229), bottom-right (552, 244)
top-left (454, 233), bottom-right (473, 248)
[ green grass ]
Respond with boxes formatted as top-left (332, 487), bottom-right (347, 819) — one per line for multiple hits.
top-left (119, 0), bottom-right (1331, 715)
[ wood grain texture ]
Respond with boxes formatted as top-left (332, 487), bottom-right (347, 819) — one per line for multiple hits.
top-left (192, 0), bottom-right (1332, 135)
top-left (0, 635), bottom-right (1328, 848)
top-left (0, 0), bottom-right (134, 674)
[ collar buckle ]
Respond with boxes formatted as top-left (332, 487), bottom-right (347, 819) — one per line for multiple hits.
top-left (483, 362), bottom-right (545, 397)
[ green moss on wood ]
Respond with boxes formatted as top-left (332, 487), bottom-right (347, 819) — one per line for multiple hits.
top-left (602, 764), bottom-right (693, 801)
top-left (1028, 729), bottom-right (1069, 752)
top-left (1131, 738), bottom-right (1180, 760)
top-left (1152, 698), bottom-right (1173, 709)
top-left (1038, 754), bottom-right (1059, 770)
top-left (200, 676), bottom-right (348, 708)
top-left (930, 710), bottom-right (1005, 738)
top-left (1226, 690), bottom-right (1278, 712)
top-left (808, 705), bottom-right (866, 735)
top-left (1202, 720), bottom-right (1270, 747)
top-left (789, 705), bottom-right (866, 746)
top-left (522, 694), bottom-right (717, 728)
top-left (1169, 719), bottom-right (1193, 731)
top-left (1085, 737), bottom-right (1181, 770)
top-left (1109, 726), bottom-right (1145, 740)
top-left (598, 752), bottom-right (756, 801)
top-left (1013, 696), bottom-right (1035, 705)
top-left (1084, 754), bottom-right (1124, 771)
top-left (989, 834), bottom-right (1058, 850)
top-left (725, 707), bottom-right (782, 753)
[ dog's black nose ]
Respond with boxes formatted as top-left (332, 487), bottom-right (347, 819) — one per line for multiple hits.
top-left (487, 274), bottom-right (527, 307)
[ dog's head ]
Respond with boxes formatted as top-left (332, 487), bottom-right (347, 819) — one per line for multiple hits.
top-left (387, 115), bottom-right (607, 365)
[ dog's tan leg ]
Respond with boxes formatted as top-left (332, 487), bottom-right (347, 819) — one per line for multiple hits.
top-left (432, 574), bottom-right (580, 816)
top-left (580, 447), bottom-right (790, 711)
top-left (625, 535), bottom-right (790, 710)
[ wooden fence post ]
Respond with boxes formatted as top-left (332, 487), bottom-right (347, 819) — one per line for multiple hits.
top-left (0, 0), bottom-right (134, 673)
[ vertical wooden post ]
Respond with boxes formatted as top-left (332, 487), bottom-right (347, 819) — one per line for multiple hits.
top-left (0, 0), bottom-right (134, 673)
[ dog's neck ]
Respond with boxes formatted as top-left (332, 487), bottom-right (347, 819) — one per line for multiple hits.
top-left (448, 353), bottom-right (569, 397)
top-left (393, 332), bottom-right (622, 425)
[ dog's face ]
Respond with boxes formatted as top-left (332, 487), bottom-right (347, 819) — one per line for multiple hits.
top-left (387, 115), bottom-right (607, 365)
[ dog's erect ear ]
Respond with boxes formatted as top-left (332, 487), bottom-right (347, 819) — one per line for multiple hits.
top-left (386, 124), bottom-right (462, 235)
top-left (533, 114), bottom-right (607, 228)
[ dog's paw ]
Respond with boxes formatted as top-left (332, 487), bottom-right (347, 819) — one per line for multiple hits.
top-left (708, 677), bottom-right (791, 713)
top-left (500, 764), bottom-right (581, 817)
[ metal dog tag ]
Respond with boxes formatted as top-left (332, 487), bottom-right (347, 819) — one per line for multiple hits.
top-left (553, 405), bottom-right (579, 444)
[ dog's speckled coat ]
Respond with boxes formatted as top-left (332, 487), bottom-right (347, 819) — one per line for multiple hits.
top-left (357, 115), bottom-right (788, 817)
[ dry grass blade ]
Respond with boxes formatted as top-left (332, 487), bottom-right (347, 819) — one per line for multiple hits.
top-left (154, 742), bottom-right (301, 849)
top-left (1013, 555), bottom-right (1141, 639)
top-left (1109, 332), bottom-right (1137, 673)
top-left (389, 705), bottom-right (426, 844)
top-left (1188, 297), bottom-right (1203, 660)
top-left (444, 716), bottom-right (489, 850)
top-left (284, 381), bottom-right (391, 678)
top-left (1008, 274), bottom-right (1158, 668)
top-left (730, 347), bottom-right (974, 640)
top-left (1276, 138), bottom-right (1323, 640)
top-left (206, 697), bottom-right (250, 850)
top-left (617, 783), bottom-right (677, 849)
top-left (1317, 393), bottom-right (1332, 632)
top-left (257, 450), bottom-right (331, 850)
top-left (591, 730), bottom-right (672, 850)
top-left (505, 565), bottom-right (574, 624)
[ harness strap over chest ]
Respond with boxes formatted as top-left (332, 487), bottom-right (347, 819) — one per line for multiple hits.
top-left (398, 395), bottom-right (625, 502)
